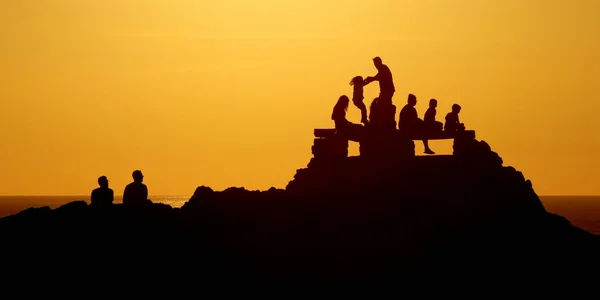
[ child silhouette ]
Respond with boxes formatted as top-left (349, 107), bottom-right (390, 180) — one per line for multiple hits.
top-left (444, 104), bottom-right (466, 133)
top-left (350, 76), bottom-right (368, 124)
top-left (424, 99), bottom-right (444, 133)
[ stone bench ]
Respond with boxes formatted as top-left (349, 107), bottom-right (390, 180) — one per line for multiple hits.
top-left (311, 128), bottom-right (476, 159)
top-left (314, 128), bottom-right (475, 141)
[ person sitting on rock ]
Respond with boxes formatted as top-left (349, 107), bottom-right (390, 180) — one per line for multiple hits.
top-left (424, 98), bottom-right (444, 134)
top-left (123, 170), bottom-right (149, 205)
top-left (444, 104), bottom-right (466, 133)
top-left (367, 97), bottom-right (380, 127)
top-left (332, 95), bottom-right (352, 134)
top-left (350, 75), bottom-right (368, 125)
top-left (399, 94), bottom-right (434, 154)
top-left (91, 176), bottom-right (114, 206)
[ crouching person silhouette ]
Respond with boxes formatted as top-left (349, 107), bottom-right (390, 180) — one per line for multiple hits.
top-left (123, 170), bottom-right (150, 206)
top-left (444, 104), bottom-right (466, 133)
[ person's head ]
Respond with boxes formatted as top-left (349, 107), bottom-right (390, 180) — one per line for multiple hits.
top-left (372, 56), bottom-right (383, 68)
top-left (429, 99), bottom-right (437, 108)
top-left (452, 104), bottom-right (461, 114)
top-left (132, 170), bottom-right (144, 183)
top-left (407, 94), bottom-right (417, 106)
top-left (335, 95), bottom-right (350, 110)
top-left (349, 75), bottom-right (363, 86)
top-left (98, 176), bottom-right (109, 188)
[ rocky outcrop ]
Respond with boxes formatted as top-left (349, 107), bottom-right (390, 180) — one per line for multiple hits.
top-left (0, 137), bottom-right (598, 287)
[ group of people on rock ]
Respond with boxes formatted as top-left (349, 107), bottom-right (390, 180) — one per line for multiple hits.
top-left (90, 170), bottom-right (150, 206)
top-left (331, 56), bottom-right (466, 154)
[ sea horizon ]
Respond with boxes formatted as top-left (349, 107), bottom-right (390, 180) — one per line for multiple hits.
top-left (1, 195), bottom-right (599, 235)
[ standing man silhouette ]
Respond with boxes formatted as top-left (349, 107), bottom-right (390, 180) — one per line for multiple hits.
top-left (364, 56), bottom-right (395, 106)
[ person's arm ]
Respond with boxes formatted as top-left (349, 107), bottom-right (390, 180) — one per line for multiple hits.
top-left (364, 72), bottom-right (380, 85)
top-left (109, 189), bottom-right (114, 202)
top-left (143, 185), bottom-right (148, 200)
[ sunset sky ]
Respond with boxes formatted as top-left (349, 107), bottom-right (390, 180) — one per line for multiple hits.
top-left (1, 0), bottom-right (599, 196)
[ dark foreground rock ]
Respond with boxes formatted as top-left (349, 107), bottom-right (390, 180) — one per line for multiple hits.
top-left (0, 138), bottom-right (599, 289)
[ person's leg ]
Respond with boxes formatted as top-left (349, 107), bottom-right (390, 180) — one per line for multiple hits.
top-left (419, 120), bottom-right (434, 154)
top-left (353, 98), bottom-right (368, 124)
top-left (423, 139), bottom-right (434, 154)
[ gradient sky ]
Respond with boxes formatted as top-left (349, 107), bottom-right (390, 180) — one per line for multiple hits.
top-left (1, 0), bottom-right (598, 196)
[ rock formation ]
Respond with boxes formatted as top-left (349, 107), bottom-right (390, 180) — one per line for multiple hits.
top-left (0, 131), bottom-right (598, 288)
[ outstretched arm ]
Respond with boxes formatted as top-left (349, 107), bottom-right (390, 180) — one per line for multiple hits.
top-left (364, 73), bottom-right (380, 85)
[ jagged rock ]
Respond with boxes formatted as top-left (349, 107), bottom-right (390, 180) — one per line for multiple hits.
top-left (0, 137), bottom-right (598, 287)
top-left (55, 200), bottom-right (88, 214)
top-left (180, 185), bottom-right (215, 211)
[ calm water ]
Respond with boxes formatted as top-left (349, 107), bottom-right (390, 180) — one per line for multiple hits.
top-left (0, 195), bottom-right (598, 235)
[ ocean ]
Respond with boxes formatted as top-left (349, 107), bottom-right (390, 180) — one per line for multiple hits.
top-left (0, 195), bottom-right (598, 235)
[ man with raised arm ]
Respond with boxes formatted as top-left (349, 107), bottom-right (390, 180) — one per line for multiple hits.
top-left (364, 56), bottom-right (396, 106)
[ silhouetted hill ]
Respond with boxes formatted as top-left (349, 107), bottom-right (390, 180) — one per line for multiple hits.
top-left (1, 136), bottom-right (598, 288)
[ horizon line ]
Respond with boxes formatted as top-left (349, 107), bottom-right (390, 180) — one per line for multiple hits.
top-left (0, 194), bottom-right (599, 198)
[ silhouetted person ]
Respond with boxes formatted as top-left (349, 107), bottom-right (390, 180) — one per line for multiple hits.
top-left (368, 97), bottom-right (379, 124)
top-left (422, 99), bottom-right (444, 154)
top-left (444, 104), bottom-right (466, 133)
top-left (350, 76), bottom-right (368, 124)
top-left (332, 95), bottom-right (354, 135)
top-left (399, 94), bottom-right (434, 154)
top-left (123, 170), bottom-right (149, 205)
top-left (364, 57), bottom-right (395, 106)
top-left (91, 176), bottom-right (114, 206)
top-left (426, 99), bottom-right (444, 138)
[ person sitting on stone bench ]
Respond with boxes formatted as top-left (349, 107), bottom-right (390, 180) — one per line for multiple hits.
top-left (424, 98), bottom-right (444, 134)
top-left (332, 95), bottom-right (354, 135)
top-left (444, 103), bottom-right (466, 133)
top-left (399, 94), bottom-right (435, 154)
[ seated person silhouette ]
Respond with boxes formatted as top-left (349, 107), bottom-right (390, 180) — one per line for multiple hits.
top-left (367, 97), bottom-right (380, 127)
top-left (444, 104), bottom-right (466, 133)
top-left (123, 170), bottom-right (149, 205)
top-left (350, 76), bottom-right (368, 124)
top-left (91, 176), bottom-right (114, 206)
top-left (424, 99), bottom-right (444, 133)
top-left (332, 95), bottom-right (352, 134)
top-left (398, 94), bottom-right (435, 154)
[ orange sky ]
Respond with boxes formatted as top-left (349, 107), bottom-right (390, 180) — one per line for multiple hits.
top-left (1, 0), bottom-right (599, 196)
